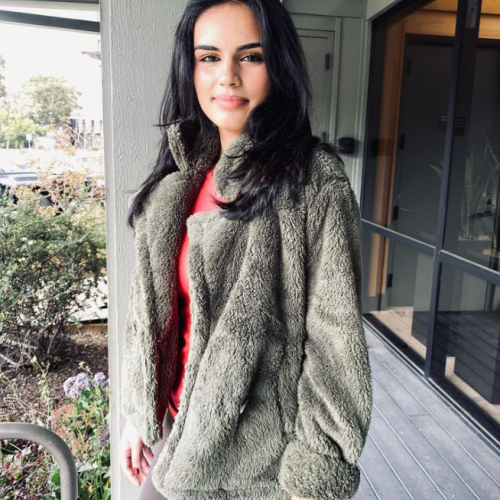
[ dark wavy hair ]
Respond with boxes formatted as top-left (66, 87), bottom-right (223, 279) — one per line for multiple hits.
top-left (127, 0), bottom-right (344, 229)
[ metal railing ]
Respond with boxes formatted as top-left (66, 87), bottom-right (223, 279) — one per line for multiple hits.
top-left (0, 422), bottom-right (78, 500)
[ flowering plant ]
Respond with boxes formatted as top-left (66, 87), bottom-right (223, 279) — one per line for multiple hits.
top-left (0, 362), bottom-right (110, 499)
top-left (48, 363), bottom-right (111, 499)
top-left (63, 371), bottom-right (108, 399)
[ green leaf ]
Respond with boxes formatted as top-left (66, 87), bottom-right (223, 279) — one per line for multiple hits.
top-left (50, 470), bottom-right (60, 486)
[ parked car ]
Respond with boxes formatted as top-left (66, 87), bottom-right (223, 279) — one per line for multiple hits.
top-left (0, 159), bottom-right (29, 173)
top-left (0, 170), bottom-right (64, 212)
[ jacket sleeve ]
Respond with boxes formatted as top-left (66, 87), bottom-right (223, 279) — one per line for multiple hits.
top-left (120, 207), bottom-right (165, 448)
top-left (278, 177), bottom-right (373, 500)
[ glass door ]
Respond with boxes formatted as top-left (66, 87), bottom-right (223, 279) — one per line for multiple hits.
top-left (430, 0), bottom-right (500, 444)
top-left (362, 0), bottom-right (500, 445)
top-left (362, 0), bottom-right (459, 366)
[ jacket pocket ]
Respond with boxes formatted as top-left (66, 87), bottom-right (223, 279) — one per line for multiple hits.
top-left (237, 365), bottom-right (258, 417)
top-left (223, 337), bottom-right (287, 487)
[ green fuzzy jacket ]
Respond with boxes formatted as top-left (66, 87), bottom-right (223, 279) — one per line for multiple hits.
top-left (121, 117), bottom-right (373, 500)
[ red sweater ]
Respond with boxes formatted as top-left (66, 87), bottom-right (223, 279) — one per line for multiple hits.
top-left (168, 165), bottom-right (226, 418)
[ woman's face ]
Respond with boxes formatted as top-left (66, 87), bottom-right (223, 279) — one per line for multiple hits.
top-left (193, 2), bottom-right (272, 139)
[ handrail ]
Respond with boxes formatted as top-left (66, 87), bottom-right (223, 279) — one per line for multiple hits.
top-left (0, 422), bottom-right (78, 500)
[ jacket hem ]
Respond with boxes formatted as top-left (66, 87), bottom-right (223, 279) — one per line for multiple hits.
top-left (153, 484), bottom-right (289, 500)
top-left (278, 437), bottom-right (361, 500)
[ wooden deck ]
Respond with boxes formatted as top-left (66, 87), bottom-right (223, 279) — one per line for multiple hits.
top-left (356, 328), bottom-right (500, 500)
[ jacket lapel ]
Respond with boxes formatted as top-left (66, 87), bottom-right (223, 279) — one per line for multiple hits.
top-left (144, 117), bottom-right (258, 336)
top-left (164, 116), bottom-right (255, 202)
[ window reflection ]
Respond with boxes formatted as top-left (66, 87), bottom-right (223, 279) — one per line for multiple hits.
top-left (363, 0), bottom-right (458, 245)
top-left (432, 263), bottom-right (500, 430)
top-left (443, 2), bottom-right (500, 271)
top-left (362, 232), bottom-right (433, 366)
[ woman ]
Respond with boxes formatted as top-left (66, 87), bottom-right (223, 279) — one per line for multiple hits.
top-left (119, 1), bottom-right (373, 499)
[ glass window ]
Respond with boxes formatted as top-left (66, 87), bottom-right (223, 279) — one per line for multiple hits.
top-left (432, 263), bottom-right (500, 436)
top-left (363, 0), bottom-right (458, 246)
top-left (443, 3), bottom-right (500, 271)
top-left (362, 231), bottom-right (434, 367)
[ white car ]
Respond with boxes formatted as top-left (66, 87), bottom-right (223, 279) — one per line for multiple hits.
top-left (0, 159), bottom-right (29, 173)
top-left (0, 170), bottom-right (63, 210)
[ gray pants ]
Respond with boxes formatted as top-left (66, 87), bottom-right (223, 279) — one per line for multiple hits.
top-left (138, 409), bottom-right (176, 499)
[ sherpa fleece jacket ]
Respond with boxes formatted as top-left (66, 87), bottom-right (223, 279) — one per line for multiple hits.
top-left (120, 116), bottom-right (373, 500)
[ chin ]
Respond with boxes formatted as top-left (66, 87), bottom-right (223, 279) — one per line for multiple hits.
top-left (212, 116), bottom-right (248, 133)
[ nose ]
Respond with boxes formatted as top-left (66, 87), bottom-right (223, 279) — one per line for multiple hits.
top-left (219, 58), bottom-right (240, 86)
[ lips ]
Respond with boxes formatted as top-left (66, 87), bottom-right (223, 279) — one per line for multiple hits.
top-left (213, 95), bottom-right (249, 108)
top-left (214, 95), bottom-right (249, 102)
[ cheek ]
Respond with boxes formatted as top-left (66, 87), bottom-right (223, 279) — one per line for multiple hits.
top-left (194, 67), bottom-right (215, 98)
top-left (251, 68), bottom-right (272, 100)
top-left (198, 68), bottom-right (213, 82)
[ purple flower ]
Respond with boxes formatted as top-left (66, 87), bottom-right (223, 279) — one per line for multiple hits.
top-left (63, 376), bottom-right (77, 398)
top-left (74, 372), bottom-right (91, 391)
top-left (93, 372), bottom-right (109, 389)
top-left (63, 372), bottom-right (91, 399)
top-left (98, 428), bottom-right (110, 447)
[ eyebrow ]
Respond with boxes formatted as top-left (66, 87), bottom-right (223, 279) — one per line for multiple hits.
top-left (194, 42), bottom-right (262, 51)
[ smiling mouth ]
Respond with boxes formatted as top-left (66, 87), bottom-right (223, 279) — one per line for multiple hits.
top-left (213, 96), bottom-right (249, 108)
top-left (214, 95), bottom-right (248, 102)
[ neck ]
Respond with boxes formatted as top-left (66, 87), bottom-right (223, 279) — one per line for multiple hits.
top-left (218, 128), bottom-right (245, 155)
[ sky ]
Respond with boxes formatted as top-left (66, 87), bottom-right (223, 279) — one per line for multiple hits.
top-left (0, 7), bottom-right (102, 118)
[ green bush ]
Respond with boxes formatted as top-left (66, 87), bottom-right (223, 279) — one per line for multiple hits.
top-left (0, 168), bottom-right (107, 370)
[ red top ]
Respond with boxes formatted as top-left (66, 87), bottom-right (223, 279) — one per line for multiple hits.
top-left (168, 166), bottom-right (226, 418)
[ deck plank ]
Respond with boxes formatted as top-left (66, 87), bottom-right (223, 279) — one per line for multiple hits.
top-left (368, 403), bottom-right (446, 499)
top-left (357, 432), bottom-right (413, 499)
top-left (354, 468), bottom-right (379, 499)
top-left (360, 328), bottom-right (500, 500)
top-left (367, 330), bottom-right (500, 483)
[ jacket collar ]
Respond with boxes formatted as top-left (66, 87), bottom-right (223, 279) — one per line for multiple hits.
top-left (165, 117), bottom-right (254, 202)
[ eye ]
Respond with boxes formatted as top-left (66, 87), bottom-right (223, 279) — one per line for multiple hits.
top-left (241, 53), bottom-right (264, 62)
top-left (198, 53), bottom-right (264, 63)
top-left (199, 54), bottom-right (219, 62)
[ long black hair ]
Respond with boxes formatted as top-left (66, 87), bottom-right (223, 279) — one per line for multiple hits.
top-left (127, 0), bottom-right (344, 229)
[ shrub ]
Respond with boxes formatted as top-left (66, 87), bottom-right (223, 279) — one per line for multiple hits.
top-left (0, 167), bottom-right (107, 371)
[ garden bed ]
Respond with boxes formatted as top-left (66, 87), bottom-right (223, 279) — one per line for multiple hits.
top-left (0, 322), bottom-right (110, 499)
top-left (1, 322), bottom-right (108, 424)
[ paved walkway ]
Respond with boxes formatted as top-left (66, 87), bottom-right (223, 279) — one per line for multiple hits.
top-left (356, 329), bottom-right (500, 499)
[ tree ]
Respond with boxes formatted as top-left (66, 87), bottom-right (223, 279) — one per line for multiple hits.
top-left (0, 108), bottom-right (41, 148)
top-left (21, 75), bottom-right (81, 127)
top-left (0, 92), bottom-right (41, 148)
